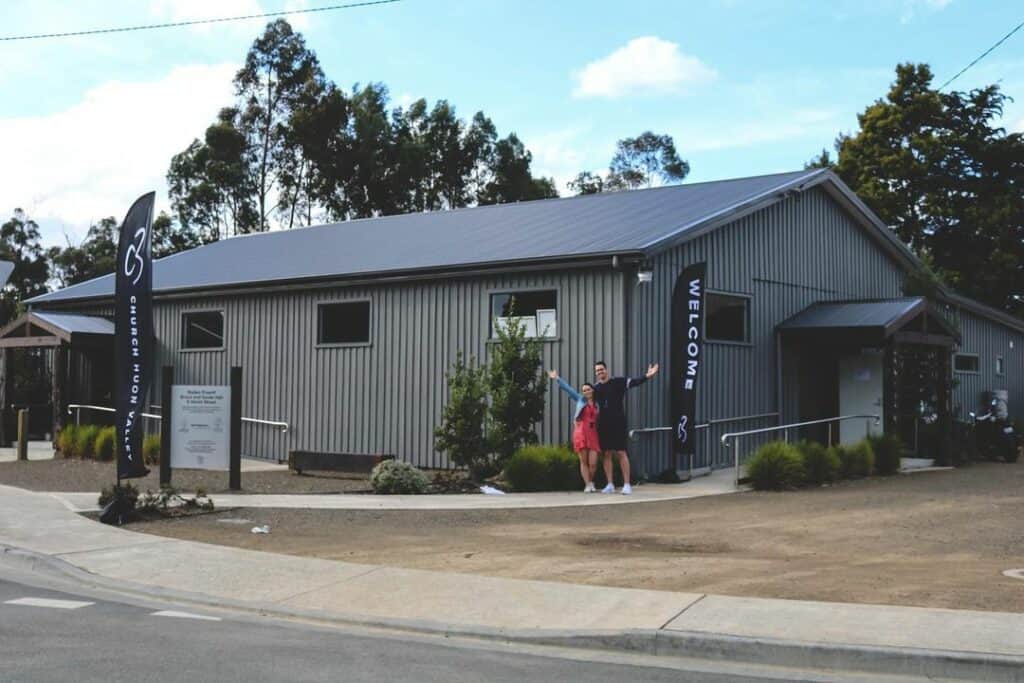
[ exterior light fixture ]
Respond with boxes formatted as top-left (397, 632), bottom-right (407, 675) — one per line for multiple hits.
top-left (637, 270), bottom-right (653, 285)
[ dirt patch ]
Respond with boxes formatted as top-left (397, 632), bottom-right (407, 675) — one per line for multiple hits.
top-left (128, 461), bottom-right (1024, 612)
top-left (0, 458), bottom-right (371, 494)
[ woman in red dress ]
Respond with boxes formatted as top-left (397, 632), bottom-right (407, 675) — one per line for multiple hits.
top-left (548, 370), bottom-right (600, 492)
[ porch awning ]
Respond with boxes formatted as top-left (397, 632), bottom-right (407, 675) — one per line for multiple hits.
top-left (0, 311), bottom-right (114, 349)
top-left (777, 297), bottom-right (960, 347)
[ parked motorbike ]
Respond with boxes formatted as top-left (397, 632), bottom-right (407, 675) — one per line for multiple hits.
top-left (969, 398), bottom-right (1020, 463)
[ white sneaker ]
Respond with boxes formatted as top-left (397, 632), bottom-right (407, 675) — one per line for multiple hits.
top-left (601, 483), bottom-right (615, 494)
top-left (585, 482), bottom-right (596, 493)
top-left (622, 484), bottom-right (633, 495)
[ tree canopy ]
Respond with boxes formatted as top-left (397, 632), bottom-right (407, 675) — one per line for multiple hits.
top-left (815, 63), bottom-right (1024, 314)
top-left (568, 131), bottom-right (690, 195)
top-left (0, 209), bottom-right (50, 325)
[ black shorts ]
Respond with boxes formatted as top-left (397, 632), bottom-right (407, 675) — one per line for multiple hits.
top-left (598, 415), bottom-right (628, 452)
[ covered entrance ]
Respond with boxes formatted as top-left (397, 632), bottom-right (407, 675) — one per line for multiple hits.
top-left (0, 311), bottom-right (114, 445)
top-left (778, 298), bottom-right (959, 454)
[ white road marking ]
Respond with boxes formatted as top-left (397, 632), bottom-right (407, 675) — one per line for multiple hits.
top-left (5, 597), bottom-right (95, 609)
top-left (151, 610), bottom-right (222, 621)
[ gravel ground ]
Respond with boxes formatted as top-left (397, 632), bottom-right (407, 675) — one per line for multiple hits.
top-left (0, 458), bottom-right (371, 494)
top-left (135, 461), bottom-right (1024, 612)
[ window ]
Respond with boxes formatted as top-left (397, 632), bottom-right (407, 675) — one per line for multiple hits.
top-left (706, 292), bottom-right (750, 343)
top-left (996, 356), bottom-right (1005, 376)
top-left (490, 290), bottom-right (557, 338)
top-left (318, 301), bottom-right (371, 345)
top-left (181, 311), bottom-right (224, 350)
top-left (954, 353), bottom-right (980, 374)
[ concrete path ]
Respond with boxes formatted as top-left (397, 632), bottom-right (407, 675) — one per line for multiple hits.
top-left (46, 468), bottom-right (741, 512)
top-left (1, 482), bottom-right (1022, 680)
top-left (0, 441), bottom-right (56, 463)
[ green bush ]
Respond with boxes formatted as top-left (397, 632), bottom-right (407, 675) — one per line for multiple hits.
top-left (746, 441), bottom-right (806, 490)
top-left (143, 434), bottom-right (162, 466)
top-left (796, 440), bottom-right (839, 485)
top-left (837, 440), bottom-right (875, 478)
top-left (867, 434), bottom-right (902, 476)
top-left (56, 424), bottom-right (78, 458)
top-left (93, 427), bottom-right (116, 462)
top-left (504, 445), bottom-right (580, 492)
top-left (72, 425), bottom-right (100, 459)
top-left (370, 460), bottom-right (429, 494)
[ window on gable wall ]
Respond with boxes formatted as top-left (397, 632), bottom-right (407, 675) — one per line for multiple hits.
top-left (181, 311), bottom-right (224, 350)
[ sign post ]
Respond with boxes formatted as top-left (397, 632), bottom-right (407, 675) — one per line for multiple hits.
top-left (230, 366), bottom-right (242, 491)
top-left (159, 366), bottom-right (173, 487)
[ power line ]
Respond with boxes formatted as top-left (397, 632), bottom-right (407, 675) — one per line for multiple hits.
top-left (938, 18), bottom-right (1024, 90)
top-left (0, 0), bottom-right (401, 42)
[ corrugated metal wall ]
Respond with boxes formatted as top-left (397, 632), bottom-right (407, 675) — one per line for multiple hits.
top-left (628, 187), bottom-right (907, 475)
top-left (102, 268), bottom-right (627, 465)
top-left (952, 307), bottom-right (1024, 419)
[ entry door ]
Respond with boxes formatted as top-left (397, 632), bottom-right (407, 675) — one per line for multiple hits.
top-left (838, 349), bottom-right (884, 445)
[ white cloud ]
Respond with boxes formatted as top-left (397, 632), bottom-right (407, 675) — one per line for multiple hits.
top-left (523, 128), bottom-right (593, 193)
top-left (572, 37), bottom-right (716, 99)
top-left (1012, 117), bottom-right (1024, 134)
top-left (0, 64), bottom-right (237, 246)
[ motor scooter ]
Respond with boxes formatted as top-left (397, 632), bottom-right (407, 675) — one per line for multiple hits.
top-left (970, 397), bottom-right (1020, 463)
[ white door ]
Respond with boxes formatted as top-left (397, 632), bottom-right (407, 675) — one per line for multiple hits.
top-left (838, 349), bottom-right (884, 445)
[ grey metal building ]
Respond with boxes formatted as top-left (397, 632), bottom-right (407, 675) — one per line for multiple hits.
top-left (15, 168), bottom-right (1024, 473)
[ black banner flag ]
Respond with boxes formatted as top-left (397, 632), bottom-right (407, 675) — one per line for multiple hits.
top-left (115, 192), bottom-right (155, 480)
top-left (671, 262), bottom-right (707, 469)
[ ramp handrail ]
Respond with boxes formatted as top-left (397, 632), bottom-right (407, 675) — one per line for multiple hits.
top-left (67, 403), bottom-right (289, 434)
top-left (721, 414), bottom-right (880, 486)
top-left (630, 412), bottom-right (780, 475)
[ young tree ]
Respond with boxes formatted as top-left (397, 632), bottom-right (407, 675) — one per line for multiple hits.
top-left (168, 107), bottom-right (259, 240)
top-left (0, 209), bottom-right (49, 325)
top-left (567, 171), bottom-right (605, 195)
top-left (486, 314), bottom-right (547, 467)
top-left (433, 353), bottom-right (491, 479)
top-left (478, 133), bottom-right (558, 205)
top-left (235, 19), bottom-right (329, 230)
top-left (607, 131), bottom-right (689, 189)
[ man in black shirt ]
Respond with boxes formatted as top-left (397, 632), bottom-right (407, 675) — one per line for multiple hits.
top-left (593, 360), bottom-right (659, 494)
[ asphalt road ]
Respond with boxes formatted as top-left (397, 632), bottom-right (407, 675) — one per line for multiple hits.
top-left (0, 566), bottom-right (885, 683)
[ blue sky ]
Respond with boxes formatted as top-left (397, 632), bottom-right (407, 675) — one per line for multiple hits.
top-left (1, 0), bottom-right (1021, 247)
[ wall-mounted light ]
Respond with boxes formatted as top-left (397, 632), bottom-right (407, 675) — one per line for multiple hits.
top-left (637, 269), bottom-right (653, 285)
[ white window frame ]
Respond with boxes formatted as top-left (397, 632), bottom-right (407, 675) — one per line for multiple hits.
top-left (489, 289), bottom-right (559, 340)
top-left (316, 299), bottom-right (373, 348)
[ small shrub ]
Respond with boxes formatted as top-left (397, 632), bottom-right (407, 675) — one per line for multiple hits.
top-left (57, 424), bottom-right (78, 458)
top-left (370, 460), bottom-right (429, 494)
top-left (143, 434), bottom-right (162, 465)
top-left (837, 440), bottom-right (875, 478)
top-left (796, 440), bottom-right (839, 485)
top-left (746, 441), bottom-right (806, 490)
top-left (504, 445), bottom-right (580, 492)
top-left (93, 427), bottom-right (116, 462)
top-left (98, 482), bottom-right (139, 509)
top-left (867, 434), bottom-right (902, 475)
top-left (72, 425), bottom-right (100, 459)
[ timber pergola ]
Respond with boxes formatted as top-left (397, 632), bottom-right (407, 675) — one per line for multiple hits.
top-left (0, 311), bottom-right (114, 443)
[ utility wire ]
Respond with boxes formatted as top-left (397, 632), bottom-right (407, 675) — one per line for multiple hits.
top-left (0, 0), bottom-right (401, 42)
top-left (938, 18), bottom-right (1024, 90)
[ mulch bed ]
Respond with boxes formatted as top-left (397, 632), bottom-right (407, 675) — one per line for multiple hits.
top-left (0, 457), bottom-right (373, 494)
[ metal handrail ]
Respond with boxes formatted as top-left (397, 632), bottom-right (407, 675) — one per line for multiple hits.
top-left (630, 412), bottom-right (780, 476)
top-left (629, 411), bottom-right (780, 440)
top-left (721, 414), bottom-right (881, 486)
top-left (67, 403), bottom-right (289, 433)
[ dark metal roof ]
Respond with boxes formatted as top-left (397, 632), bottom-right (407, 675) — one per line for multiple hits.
top-left (779, 298), bottom-right (925, 333)
top-left (30, 169), bottom-right (825, 304)
top-left (33, 312), bottom-right (114, 335)
top-left (778, 297), bottom-right (960, 345)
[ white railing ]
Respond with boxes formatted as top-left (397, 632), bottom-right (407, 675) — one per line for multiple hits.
top-left (721, 414), bottom-right (880, 486)
top-left (66, 404), bottom-right (290, 433)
